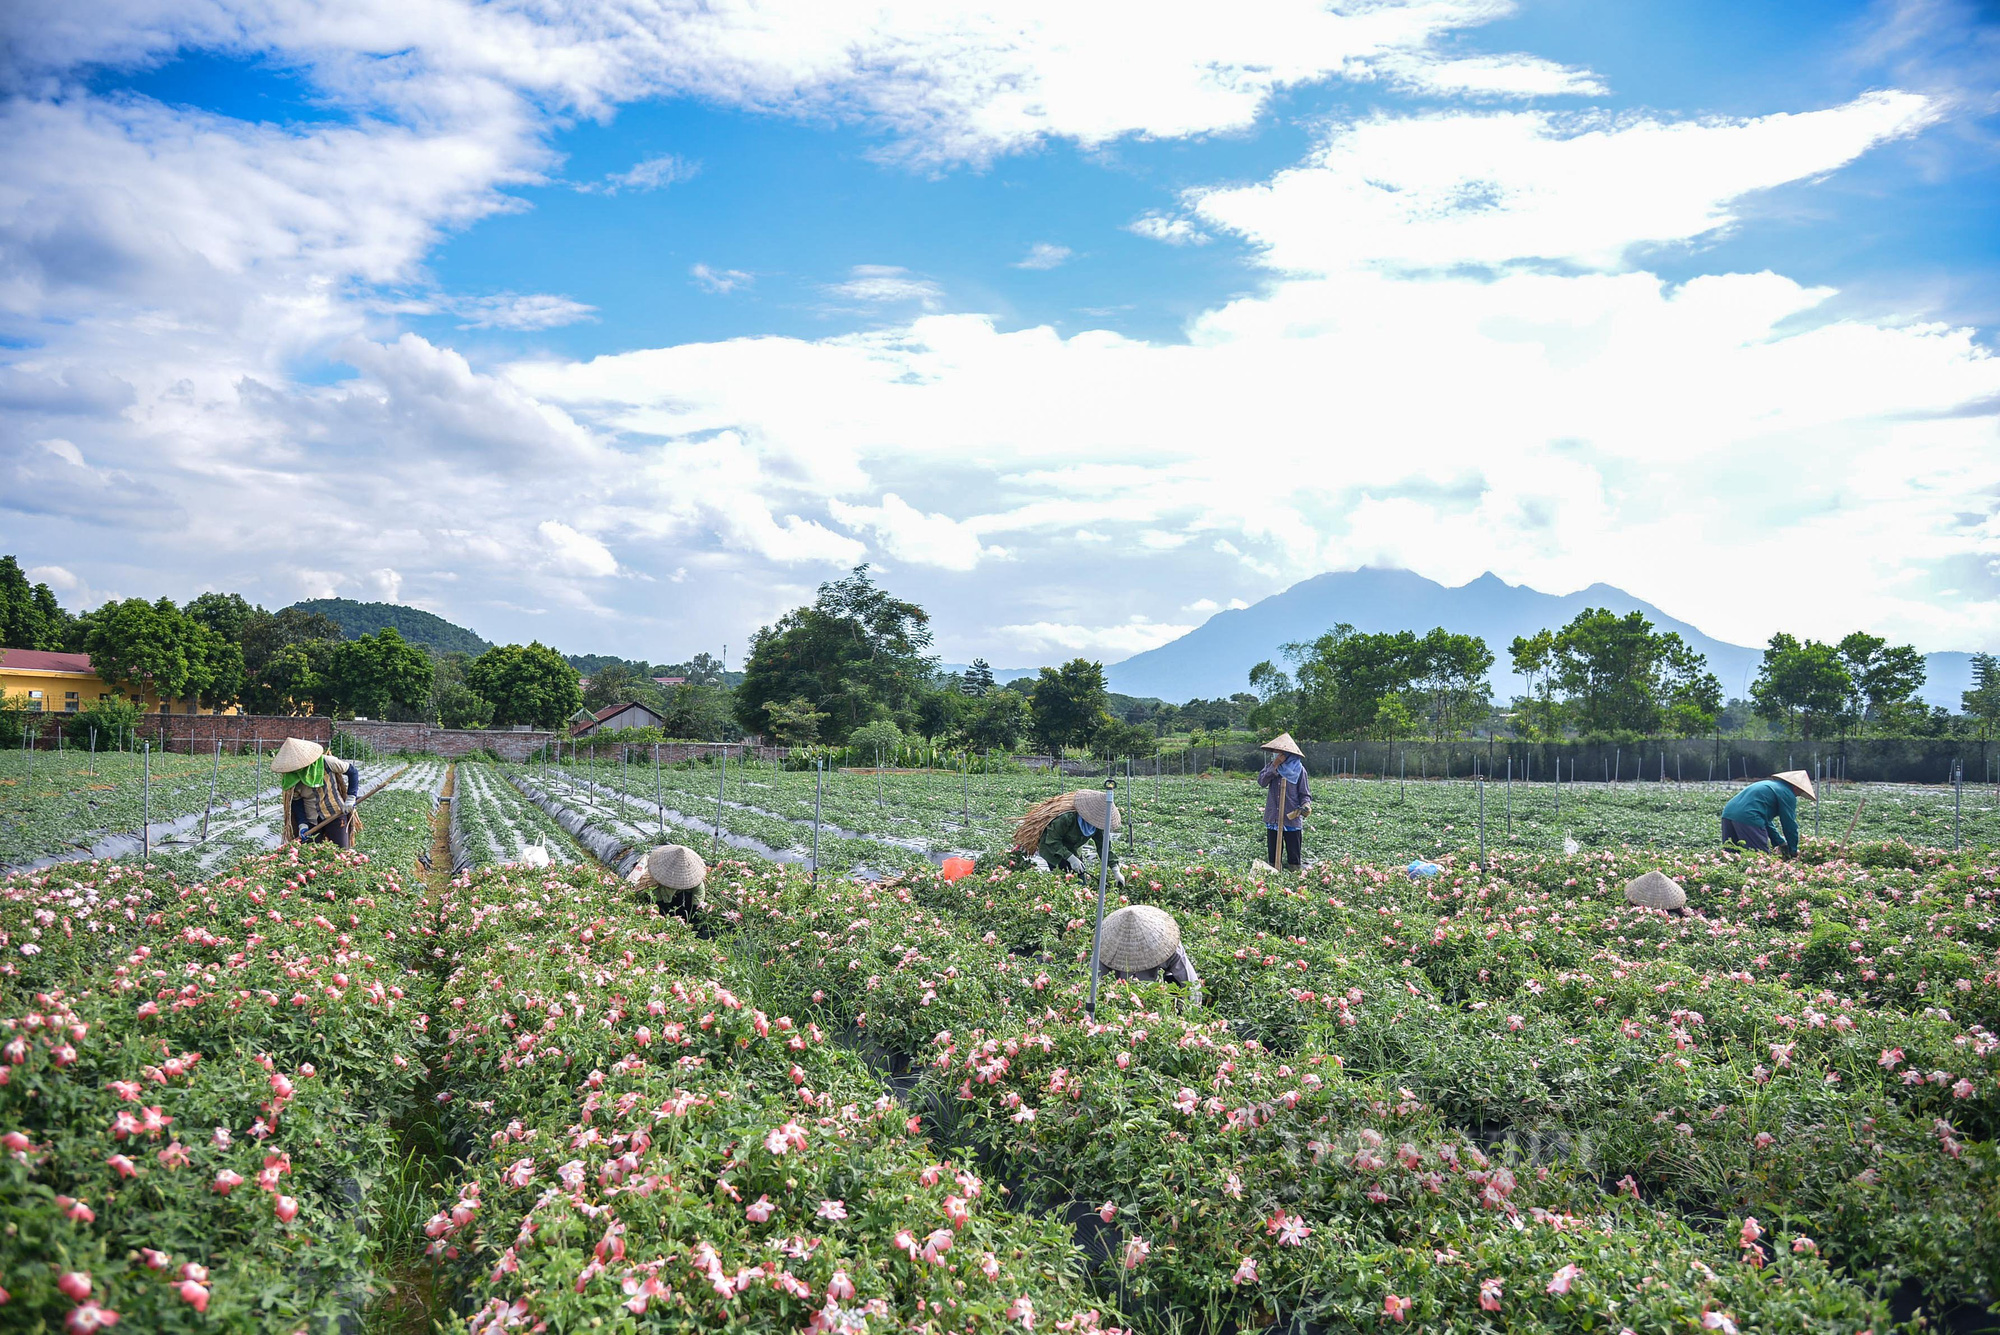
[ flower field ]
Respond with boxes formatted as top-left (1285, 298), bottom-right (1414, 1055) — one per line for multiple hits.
top-left (3, 753), bottom-right (1998, 1333)
top-left (450, 762), bottom-right (582, 870)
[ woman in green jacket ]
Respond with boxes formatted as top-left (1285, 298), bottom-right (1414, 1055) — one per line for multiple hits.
top-left (1720, 770), bottom-right (1814, 858)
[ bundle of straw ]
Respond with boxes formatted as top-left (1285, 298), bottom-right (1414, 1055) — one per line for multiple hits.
top-left (1011, 791), bottom-right (1078, 854)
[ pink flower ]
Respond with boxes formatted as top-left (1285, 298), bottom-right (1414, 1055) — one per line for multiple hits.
top-left (1382, 1293), bottom-right (1411, 1323)
top-left (504, 1158), bottom-right (534, 1189)
top-left (139, 1250), bottom-right (171, 1272)
top-left (1097, 1201), bottom-right (1117, 1223)
top-left (980, 1252), bottom-right (1000, 1280)
top-left (1879, 1047), bottom-right (1904, 1070)
top-left (177, 1282), bottom-right (210, 1314)
top-left (1123, 1236), bottom-right (1149, 1270)
top-left (180, 1264), bottom-right (208, 1283)
top-left (1230, 1257), bottom-right (1259, 1285)
top-left (1752, 1132), bottom-right (1773, 1149)
top-left (827, 1270), bottom-right (856, 1301)
top-left (213, 1169), bottom-right (244, 1194)
top-left (764, 1120), bottom-right (807, 1156)
top-left (816, 1199), bottom-right (847, 1222)
top-left (1223, 1173), bottom-right (1243, 1200)
top-left (275, 1195), bottom-right (299, 1222)
top-left (1790, 1237), bottom-right (1818, 1255)
top-left (1479, 1278), bottom-right (1502, 1312)
top-left (745, 1195), bottom-right (774, 1223)
top-left (1005, 1296), bottom-right (1036, 1328)
top-left (157, 1142), bottom-right (189, 1169)
top-left (211, 1127), bottom-right (232, 1149)
top-left (1953, 1079), bottom-right (1975, 1099)
top-left (105, 1154), bottom-right (136, 1179)
top-left (1738, 1217), bottom-right (1762, 1247)
top-left (64, 1302), bottom-right (118, 1333)
top-left (1547, 1264), bottom-right (1582, 1295)
top-left (58, 1273), bottom-right (93, 1302)
top-left (1701, 1311), bottom-right (1739, 1334)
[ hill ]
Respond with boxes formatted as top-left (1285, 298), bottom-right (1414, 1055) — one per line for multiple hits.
top-left (289, 598), bottom-right (492, 657)
top-left (1102, 568), bottom-right (1970, 711)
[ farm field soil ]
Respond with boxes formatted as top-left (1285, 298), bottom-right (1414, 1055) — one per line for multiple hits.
top-left (3, 804), bottom-right (1997, 1333)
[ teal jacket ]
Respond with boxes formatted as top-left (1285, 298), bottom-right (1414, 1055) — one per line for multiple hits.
top-left (1038, 809), bottom-right (1119, 872)
top-left (1722, 779), bottom-right (1800, 853)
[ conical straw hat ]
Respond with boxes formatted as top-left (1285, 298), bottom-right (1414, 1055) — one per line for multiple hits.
top-left (646, 844), bottom-right (708, 891)
top-left (1261, 732), bottom-right (1304, 759)
top-left (1770, 770), bottom-right (1816, 799)
top-left (1624, 870), bottom-right (1687, 911)
top-left (271, 737), bottom-right (325, 774)
top-left (1071, 788), bottom-right (1123, 833)
top-left (1097, 905), bottom-right (1180, 972)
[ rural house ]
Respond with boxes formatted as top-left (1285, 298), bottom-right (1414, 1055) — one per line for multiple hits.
top-left (572, 700), bottom-right (667, 735)
top-left (0, 648), bottom-right (238, 716)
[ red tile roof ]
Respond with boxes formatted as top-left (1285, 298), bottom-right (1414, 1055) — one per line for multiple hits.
top-left (0, 649), bottom-right (95, 674)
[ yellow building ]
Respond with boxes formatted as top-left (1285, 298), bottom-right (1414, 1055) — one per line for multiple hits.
top-left (0, 649), bottom-right (236, 716)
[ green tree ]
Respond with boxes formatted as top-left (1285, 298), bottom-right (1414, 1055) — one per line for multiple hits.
top-left (961, 659), bottom-right (996, 697)
top-left (849, 718), bottom-right (904, 764)
top-left (1835, 632), bottom-right (1926, 734)
top-left (1538, 608), bottom-right (1721, 737)
top-left (1095, 718), bottom-right (1158, 761)
top-left (1409, 627), bottom-right (1494, 741)
top-left (1028, 659), bottom-right (1110, 757)
top-left (733, 565), bottom-right (936, 742)
top-left (248, 641), bottom-right (334, 716)
top-left (84, 597), bottom-right (199, 705)
top-left (1286, 624), bottom-right (1423, 741)
top-left (0, 556), bottom-right (75, 651)
top-left (1508, 628), bottom-right (1561, 739)
top-left (583, 662), bottom-right (668, 715)
top-left (915, 689), bottom-right (964, 743)
top-left (466, 642), bottom-right (583, 730)
top-left (1751, 633), bottom-right (1851, 741)
top-left (1962, 652), bottom-right (2000, 741)
top-left (328, 627), bottom-right (435, 720)
top-left (658, 684), bottom-right (735, 741)
top-left (764, 697), bottom-right (828, 746)
top-left (965, 690), bottom-right (1027, 751)
top-left (185, 591), bottom-right (255, 647)
top-left (435, 679), bottom-right (495, 730)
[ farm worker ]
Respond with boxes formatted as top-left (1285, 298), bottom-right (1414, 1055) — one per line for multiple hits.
top-left (272, 737), bottom-right (359, 848)
top-left (1720, 770), bottom-right (1815, 859)
top-left (628, 843), bottom-right (707, 921)
top-left (1096, 905), bottom-right (1200, 1003)
top-left (1009, 788), bottom-right (1124, 886)
top-left (1257, 732), bottom-right (1311, 871)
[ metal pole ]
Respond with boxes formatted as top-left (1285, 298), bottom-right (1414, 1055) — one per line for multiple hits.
top-left (1477, 774), bottom-right (1486, 863)
top-left (962, 752), bottom-right (968, 822)
top-left (655, 743), bottom-right (664, 836)
top-left (714, 747), bottom-right (724, 855)
top-left (255, 738), bottom-right (261, 817)
top-left (142, 741), bottom-right (151, 867)
top-left (202, 739), bottom-right (220, 843)
top-left (1126, 757), bottom-right (1134, 853)
top-left (1955, 760), bottom-right (1964, 853)
top-left (877, 746), bottom-right (884, 805)
top-left (1087, 780), bottom-right (1117, 1020)
top-left (812, 759), bottom-right (823, 886)
top-left (1506, 757), bottom-right (1512, 840)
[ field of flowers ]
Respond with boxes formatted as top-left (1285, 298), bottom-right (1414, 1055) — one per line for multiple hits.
top-left (450, 761), bottom-right (582, 870)
top-left (547, 753), bottom-right (1996, 870)
top-left (4, 735), bottom-right (1997, 1333)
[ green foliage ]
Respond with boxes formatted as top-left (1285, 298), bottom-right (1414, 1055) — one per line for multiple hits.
top-left (733, 565), bottom-right (936, 742)
top-left (1537, 607), bottom-right (1719, 738)
top-left (764, 696), bottom-right (829, 746)
top-left (961, 658), bottom-right (996, 696)
top-left (80, 596), bottom-right (244, 710)
top-left (0, 554), bottom-right (76, 651)
top-left (435, 677), bottom-right (496, 730)
top-left (289, 596), bottom-right (492, 655)
top-left (63, 697), bottom-right (138, 748)
top-left (849, 717), bottom-right (904, 761)
top-left (1028, 658), bottom-right (1110, 755)
top-left (465, 641), bottom-right (582, 729)
top-left (1753, 633), bottom-right (1852, 741)
top-left (963, 688), bottom-right (1027, 751)
top-left (1837, 632), bottom-right (1928, 734)
top-left (327, 626), bottom-right (435, 720)
top-left (913, 688), bottom-right (963, 742)
top-left (1965, 652), bottom-right (2000, 741)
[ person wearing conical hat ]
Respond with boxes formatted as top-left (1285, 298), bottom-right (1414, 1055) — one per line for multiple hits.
top-left (1720, 770), bottom-right (1815, 860)
top-left (627, 843), bottom-right (708, 921)
top-left (1257, 733), bottom-right (1311, 871)
top-left (1097, 905), bottom-right (1199, 1001)
top-left (1008, 788), bottom-right (1124, 886)
top-left (272, 737), bottom-right (360, 848)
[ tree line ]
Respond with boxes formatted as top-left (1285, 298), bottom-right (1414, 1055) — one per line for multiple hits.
top-left (0, 557), bottom-right (584, 731)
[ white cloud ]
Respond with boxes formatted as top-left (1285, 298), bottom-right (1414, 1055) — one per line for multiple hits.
top-left (829, 493), bottom-right (995, 570)
top-left (1382, 52), bottom-right (1607, 99)
top-left (537, 521), bottom-right (619, 577)
top-left (1015, 243), bottom-right (1072, 270)
top-left (454, 292), bottom-right (598, 330)
top-left (691, 263), bottom-right (753, 294)
top-left (1191, 92), bottom-right (1939, 274)
top-left (1184, 597), bottom-right (1219, 613)
top-left (1127, 212), bottom-right (1210, 246)
top-left (582, 153), bottom-right (700, 194)
top-left (996, 617), bottom-right (1198, 658)
top-left (825, 265), bottom-right (945, 308)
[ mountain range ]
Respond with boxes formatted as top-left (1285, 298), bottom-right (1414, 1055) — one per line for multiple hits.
top-left (1101, 568), bottom-right (1974, 711)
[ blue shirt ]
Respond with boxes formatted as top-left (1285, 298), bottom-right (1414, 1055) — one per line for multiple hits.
top-left (1722, 779), bottom-right (1801, 852)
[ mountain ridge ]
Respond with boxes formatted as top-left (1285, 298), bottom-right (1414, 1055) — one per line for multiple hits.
top-left (1100, 567), bottom-right (1974, 711)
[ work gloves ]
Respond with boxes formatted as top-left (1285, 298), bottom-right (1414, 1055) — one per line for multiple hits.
top-left (1064, 854), bottom-right (1086, 874)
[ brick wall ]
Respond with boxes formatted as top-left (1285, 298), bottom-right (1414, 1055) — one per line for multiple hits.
top-left (24, 712), bottom-right (332, 753)
top-left (342, 720), bottom-right (555, 761)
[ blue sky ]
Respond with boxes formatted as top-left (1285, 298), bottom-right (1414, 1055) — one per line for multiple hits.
top-left (2, 0), bottom-right (1998, 673)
